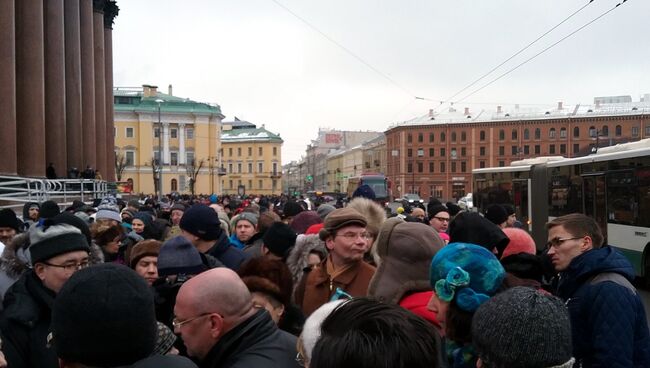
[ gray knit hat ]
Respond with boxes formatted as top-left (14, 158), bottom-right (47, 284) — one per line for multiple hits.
top-left (472, 286), bottom-right (574, 368)
top-left (95, 196), bottom-right (122, 223)
top-left (157, 236), bottom-right (206, 277)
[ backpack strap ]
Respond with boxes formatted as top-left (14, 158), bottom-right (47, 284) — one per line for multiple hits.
top-left (589, 272), bottom-right (636, 295)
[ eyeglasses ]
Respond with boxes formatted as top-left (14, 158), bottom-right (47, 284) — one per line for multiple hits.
top-left (172, 313), bottom-right (216, 329)
top-left (546, 236), bottom-right (583, 249)
top-left (295, 351), bottom-right (306, 367)
top-left (42, 261), bottom-right (90, 273)
top-left (433, 216), bottom-right (450, 222)
top-left (335, 231), bottom-right (372, 241)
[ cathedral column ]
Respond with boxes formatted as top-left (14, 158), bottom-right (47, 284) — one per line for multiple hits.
top-left (104, 0), bottom-right (119, 181)
top-left (93, 0), bottom-right (106, 177)
top-left (0, 0), bottom-right (17, 175)
top-left (80, 0), bottom-right (96, 169)
top-left (179, 123), bottom-right (186, 164)
top-left (65, 0), bottom-right (83, 172)
top-left (163, 122), bottom-right (170, 164)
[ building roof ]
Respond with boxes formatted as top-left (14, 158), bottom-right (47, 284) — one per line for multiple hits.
top-left (113, 86), bottom-right (224, 117)
top-left (222, 119), bottom-right (257, 129)
top-left (221, 127), bottom-right (283, 143)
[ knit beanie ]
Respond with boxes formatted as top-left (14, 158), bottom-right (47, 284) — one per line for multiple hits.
top-left (429, 242), bottom-right (505, 312)
top-left (318, 207), bottom-right (367, 241)
top-left (472, 286), bottom-right (574, 368)
top-left (129, 240), bottom-right (162, 268)
top-left (50, 212), bottom-right (92, 247)
top-left (209, 194), bottom-right (218, 204)
top-left (445, 202), bottom-right (462, 217)
top-left (352, 184), bottom-right (376, 200)
top-left (133, 212), bottom-right (154, 229)
top-left (263, 222), bottom-right (297, 259)
top-left (95, 196), bottom-right (122, 223)
top-left (501, 228), bottom-right (537, 259)
top-left (51, 264), bottom-right (157, 367)
top-left (29, 223), bottom-right (90, 264)
top-left (153, 322), bottom-right (177, 355)
top-left (427, 204), bottom-right (449, 221)
top-left (157, 236), bottom-right (206, 277)
top-left (233, 212), bottom-right (258, 228)
top-left (282, 201), bottom-right (304, 218)
top-left (485, 204), bottom-right (508, 226)
top-left (316, 204), bottom-right (336, 220)
top-left (170, 203), bottom-right (186, 213)
top-left (290, 211), bottom-right (322, 235)
top-left (40, 200), bottom-right (61, 219)
top-left (179, 204), bottom-right (222, 241)
top-left (0, 208), bottom-right (23, 232)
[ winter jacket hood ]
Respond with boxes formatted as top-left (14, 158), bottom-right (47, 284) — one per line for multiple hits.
top-left (286, 234), bottom-right (327, 289)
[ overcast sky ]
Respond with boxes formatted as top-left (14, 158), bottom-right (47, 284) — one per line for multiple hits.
top-left (112, 0), bottom-right (650, 164)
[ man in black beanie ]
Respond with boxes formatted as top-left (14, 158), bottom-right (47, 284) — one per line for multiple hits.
top-left (0, 223), bottom-right (90, 368)
top-left (52, 264), bottom-right (197, 368)
top-left (180, 204), bottom-right (249, 271)
top-left (0, 208), bottom-right (23, 246)
top-left (261, 222), bottom-right (297, 262)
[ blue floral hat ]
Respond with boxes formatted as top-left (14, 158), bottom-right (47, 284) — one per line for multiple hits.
top-left (429, 242), bottom-right (505, 312)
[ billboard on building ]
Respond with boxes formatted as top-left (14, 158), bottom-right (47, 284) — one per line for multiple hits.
top-left (325, 133), bottom-right (342, 144)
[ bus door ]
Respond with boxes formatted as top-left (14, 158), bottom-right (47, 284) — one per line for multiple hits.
top-left (582, 174), bottom-right (608, 240)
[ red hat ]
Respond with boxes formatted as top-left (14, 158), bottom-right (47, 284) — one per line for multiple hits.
top-left (305, 223), bottom-right (324, 235)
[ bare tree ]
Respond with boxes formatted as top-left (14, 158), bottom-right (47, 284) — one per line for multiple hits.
top-left (115, 151), bottom-right (128, 181)
top-left (186, 158), bottom-right (205, 195)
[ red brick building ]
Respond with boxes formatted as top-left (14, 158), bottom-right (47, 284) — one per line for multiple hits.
top-left (385, 102), bottom-right (650, 201)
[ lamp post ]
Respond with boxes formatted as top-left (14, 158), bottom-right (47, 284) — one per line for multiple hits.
top-left (155, 99), bottom-right (164, 199)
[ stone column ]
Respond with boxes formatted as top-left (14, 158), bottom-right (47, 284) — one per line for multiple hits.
top-left (104, 1), bottom-right (118, 181)
top-left (163, 123), bottom-right (170, 164)
top-left (15, 0), bottom-right (46, 177)
top-left (0, 0), bottom-right (17, 175)
top-left (44, 0), bottom-right (67, 176)
top-left (80, 0), bottom-right (96, 169)
top-left (93, 0), bottom-right (106, 178)
top-left (65, 0), bottom-right (83, 173)
top-left (179, 123), bottom-right (186, 164)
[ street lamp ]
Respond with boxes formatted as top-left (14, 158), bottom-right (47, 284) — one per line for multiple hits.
top-left (155, 99), bottom-right (164, 199)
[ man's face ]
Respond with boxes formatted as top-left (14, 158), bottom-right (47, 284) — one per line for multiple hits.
top-left (507, 214), bottom-right (517, 227)
top-left (236, 220), bottom-right (256, 242)
top-left (326, 225), bottom-right (368, 265)
top-left (28, 207), bottom-right (39, 220)
top-left (429, 211), bottom-right (450, 232)
top-left (35, 251), bottom-right (89, 293)
top-left (547, 225), bottom-right (590, 271)
top-left (411, 208), bottom-right (426, 221)
top-left (170, 210), bottom-right (184, 226)
top-left (135, 256), bottom-right (158, 286)
top-left (0, 227), bottom-right (17, 245)
top-left (174, 289), bottom-right (216, 360)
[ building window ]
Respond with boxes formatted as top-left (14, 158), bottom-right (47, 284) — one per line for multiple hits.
top-left (451, 162), bottom-right (456, 173)
top-left (451, 132), bottom-right (457, 142)
top-left (535, 145), bottom-right (541, 154)
top-left (125, 151), bottom-right (135, 166)
top-left (170, 152), bottom-right (178, 165)
top-left (272, 179), bottom-right (277, 190)
top-left (461, 161), bottom-right (467, 172)
top-left (407, 133), bottom-right (412, 143)
top-left (248, 180), bottom-right (252, 189)
top-left (248, 163), bottom-right (253, 173)
top-left (461, 147), bottom-right (466, 156)
top-left (273, 147), bottom-right (278, 156)
top-left (417, 162), bottom-right (423, 173)
top-left (258, 180), bottom-right (263, 189)
top-left (632, 126), bottom-right (639, 137)
top-left (186, 128), bottom-right (194, 139)
top-left (440, 148), bottom-right (446, 157)
top-left (440, 162), bottom-right (445, 173)
top-left (407, 149), bottom-right (413, 158)
top-left (237, 148), bottom-right (242, 156)
top-left (258, 162), bottom-right (263, 173)
top-left (535, 128), bottom-right (541, 140)
top-left (153, 151), bottom-right (161, 165)
top-left (170, 128), bottom-right (177, 139)
top-left (126, 127), bottom-right (134, 138)
top-left (228, 163), bottom-right (233, 173)
top-left (480, 147), bottom-right (486, 156)
top-left (646, 125), bottom-right (650, 136)
top-left (523, 128), bottom-right (530, 140)
top-left (429, 162), bottom-right (434, 172)
top-left (440, 132), bottom-right (446, 142)
top-left (573, 144), bottom-right (580, 155)
top-left (258, 147), bottom-right (263, 155)
top-left (615, 125), bottom-right (622, 136)
top-left (248, 147), bottom-right (252, 156)
top-left (461, 131), bottom-right (467, 142)
top-left (524, 145), bottom-right (530, 154)
top-left (429, 148), bottom-right (434, 157)
top-left (479, 161), bottom-right (486, 168)
top-left (573, 127), bottom-right (580, 138)
top-left (560, 128), bottom-right (567, 138)
top-left (499, 129), bottom-right (505, 140)
top-left (511, 146), bottom-right (518, 155)
top-left (499, 161), bottom-right (505, 167)
top-left (186, 152), bottom-right (194, 165)
top-left (560, 144), bottom-right (566, 154)
top-left (480, 130), bottom-right (486, 141)
top-left (601, 125), bottom-right (609, 136)
top-left (229, 180), bottom-right (233, 189)
top-left (427, 133), bottom-right (433, 143)
top-left (499, 146), bottom-right (505, 156)
top-left (512, 129), bottom-right (517, 140)
top-left (272, 162), bottom-right (278, 174)
top-left (549, 128), bottom-right (556, 139)
top-left (407, 162), bottom-right (413, 173)
top-left (549, 144), bottom-right (556, 154)
top-left (228, 148), bottom-right (233, 157)
top-left (237, 163), bottom-right (242, 173)
top-left (154, 127), bottom-right (160, 138)
top-left (171, 179), bottom-right (177, 191)
top-left (589, 126), bottom-right (597, 138)
top-left (418, 133), bottom-right (423, 143)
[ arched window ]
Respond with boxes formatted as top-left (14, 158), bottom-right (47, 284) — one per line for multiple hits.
top-left (573, 127), bottom-right (580, 138)
top-left (549, 128), bottom-right (556, 138)
top-left (523, 128), bottom-right (530, 140)
top-left (441, 132), bottom-right (446, 142)
top-left (601, 125), bottom-right (609, 136)
top-left (451, 132), bottom-right (457, 142)
top-left (616, 125), bottom-right (622, 136)
top-left (534, 128), bottom-right (541, 140)
top-left (589, 126), bottom-right (597, 137)
top-left (171, 178), bottom-right (178, 192)
top-left (560, 128), bottom-right (567, 138)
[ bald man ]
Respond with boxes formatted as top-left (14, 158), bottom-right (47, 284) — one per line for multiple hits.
top-left (174, 268), bottom-right (300, 368)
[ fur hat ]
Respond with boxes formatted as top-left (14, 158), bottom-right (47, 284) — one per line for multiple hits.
top-left (368, 217), bottom-right (445, 304)
top-left (290, 211), bottom-right (322, 235)
top-left (91, 223), bottom-right (123, 247)
top-left (286, 234), bottom-right (328, 286)
top-left (40, 200), bottom-right (61, 219)
top-left (316, 204), bottom-right (336, 220)
top-left (179, 204), bottom-right (222, 241)
top-left (301, 300), bottom-right (347, 362)
top-left (448, 212), bottom-right (510, 257)
top-left (429, 242), bottom-right (505, 312)
top-left (263, 222), bottom-right (297, 259)
top-left (237, 257), bottom-right (294, 306)
top-left (157, 236), bottom-right (206, 277)
top-left (346, 197), bottom-right (386, 238)
top-left (51, 264), bottom-right (157, 366)
top-left (0, 209), bottom-right (23, 232)
top-left (29, 224), bottom-right (90, 264)
top-left (485, 204), bottom-right (508, 226)
top-left (501, 228), bottom-right (537, 259)
top-left (129, 240), bottom-right (162, 268)
top-left (318, 207), bottom-right (367, 241)
top-left (472, 287), bottom-right (574, 368)
top-left (352, 184), bottom-right (376, 200)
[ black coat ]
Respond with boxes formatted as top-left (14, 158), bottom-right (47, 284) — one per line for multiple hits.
top-left (129, 354), bottom-right (198, 368)
top-left (200, 310), bottom-right (300, 368)
top-left (0, 271), bottom-right (58, 368)
top-left (206, 232), bottom-right (249, 271)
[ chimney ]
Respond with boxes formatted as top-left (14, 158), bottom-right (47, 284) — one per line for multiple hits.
top-left (557, 101), bottom-right (563, 110)
top-left (168, 84), bottom-right (173, 96)
top-left (142, 84), bottom-right (158, 98)
top-left (429, 109), bottom-right (434, 118)
top-left (515, 104), bottom-right (520, 110)
top-left (595, 100), bottom-right (601, 108)
top-left (464, 107), bottom-right (470, 116)
top-left (497, 105), bottom-right (502, 114)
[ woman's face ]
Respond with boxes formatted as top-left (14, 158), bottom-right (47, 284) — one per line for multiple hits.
top-left (252, 292), bottom-right (284, 324)
top-left (307, 253), bottom-right (322, 268)
top-left (104, 235), bottom-right (121, 254)
top-left (132, 219), bottom-right (145, 234)
top-left (427, 291), bottom-right (449, 335)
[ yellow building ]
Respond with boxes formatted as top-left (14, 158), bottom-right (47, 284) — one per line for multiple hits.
top-left (220, 120), bottom-right (283, 195)
top-left (113, 85), bottom-right (224, 195)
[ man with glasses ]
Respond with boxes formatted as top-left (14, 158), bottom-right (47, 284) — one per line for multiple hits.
top-left (173, 268), bottom-right (300, 368)
top-left (295, 208), bottom-right (376, 316)
top-left (0, 223), bottom-right (90, 368)
top-left (427, 204), bottom-right (450, 233)
top-left (547, 213), bottom-right (650, 367)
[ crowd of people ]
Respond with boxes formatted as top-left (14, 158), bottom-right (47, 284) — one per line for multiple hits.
top-left (0, 186), bottom-right (648, 368)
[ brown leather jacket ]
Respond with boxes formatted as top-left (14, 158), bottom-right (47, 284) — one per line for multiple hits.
top-left (295, 259), bottom-right (375, 316)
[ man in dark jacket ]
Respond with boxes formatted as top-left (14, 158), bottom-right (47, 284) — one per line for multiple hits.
top-left (548, 213), bottom-right (650, 367)
top-left (0, 223), bottom-right (91, 368)
top-left (180, 204), bottom-right (249, 270)
top-left (174, 268), bottom-right (300, 368)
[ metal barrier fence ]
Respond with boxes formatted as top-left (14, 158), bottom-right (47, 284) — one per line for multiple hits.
top-left (0, 175), bottom-right (109, 212)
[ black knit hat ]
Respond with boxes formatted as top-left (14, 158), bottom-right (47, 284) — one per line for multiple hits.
top-left (263, 222), bottom-right (297, 259)
top-left (50, 212), bottom-right (92, 247)
top-left (29, 224), bottom-right (90, 264)
top-left (157, 236), bottom-right (206, 277)
top-left (282, 201), bottom-right (304, 218)
top-left (485, 204), bottom-right (508, 226)
top-left (51, 264), bottom-right (157, 366)
top-left (352, 184), bottom-right (376, 200)
top-left (40, 200), bottom-right (61, 219)
top-left (0, 208), bottom-right (23, 232)
top-left (179, 204), bottom-right (222, 241)
top-left (427, 204), bottom-right (449, 221)
top-left (472, 286), bottom-right (574, 368)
